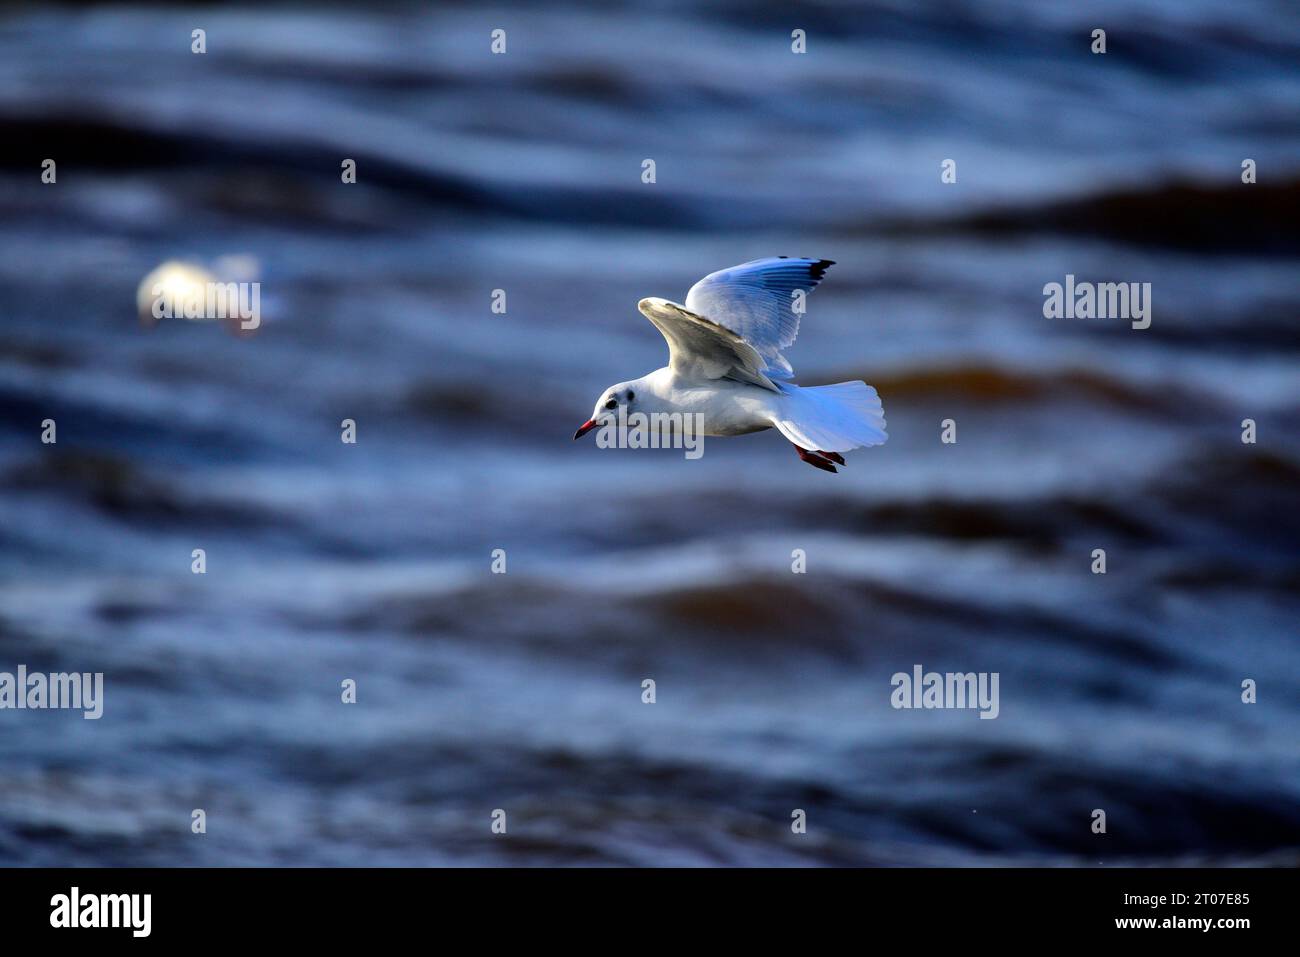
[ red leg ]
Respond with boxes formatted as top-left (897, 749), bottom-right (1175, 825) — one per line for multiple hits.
top-left (817, 450), bottom-right (846, 466)
top-left (792, 443), bottom-right (837, 473)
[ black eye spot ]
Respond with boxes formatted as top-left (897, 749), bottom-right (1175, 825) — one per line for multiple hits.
top-left (605, 398), bottom-right (617, 409)
top-left (627, 391), bottom-right (635, 401)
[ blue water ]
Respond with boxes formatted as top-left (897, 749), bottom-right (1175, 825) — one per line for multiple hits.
top-left (0, 1), bottom-right (1298, 865)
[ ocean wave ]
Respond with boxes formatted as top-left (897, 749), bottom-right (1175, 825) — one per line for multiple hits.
top-left (877, 178), bottom-right (1300, 256)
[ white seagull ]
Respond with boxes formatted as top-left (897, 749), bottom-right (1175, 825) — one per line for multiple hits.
top-left (574, 257), bottom-right (887, 472)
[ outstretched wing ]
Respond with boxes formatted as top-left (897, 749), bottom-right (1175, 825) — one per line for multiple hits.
top-left (637, 297), bottom-right (781, 392)
top-left (683, 257), bottom-right (834, 378)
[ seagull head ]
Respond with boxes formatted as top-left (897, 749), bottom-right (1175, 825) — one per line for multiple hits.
top-left (574, 381), bottom-right (637, 439)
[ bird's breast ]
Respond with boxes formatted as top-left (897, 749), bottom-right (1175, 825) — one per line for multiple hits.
top-left (660, 383), bottom-right (776, 436)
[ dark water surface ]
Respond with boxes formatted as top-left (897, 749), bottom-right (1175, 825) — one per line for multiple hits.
top-left (1, 2), bottom-right (1298, 865)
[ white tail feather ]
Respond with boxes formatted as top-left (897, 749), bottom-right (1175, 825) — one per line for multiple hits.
top-left (770, 381), bottom-right (887, 453)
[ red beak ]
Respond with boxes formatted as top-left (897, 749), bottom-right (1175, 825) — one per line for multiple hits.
top-left (573, 419), bottom-right (598, 440)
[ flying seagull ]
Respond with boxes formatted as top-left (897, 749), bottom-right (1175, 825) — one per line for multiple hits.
top-left (574, 257), bottom-right (887, 472)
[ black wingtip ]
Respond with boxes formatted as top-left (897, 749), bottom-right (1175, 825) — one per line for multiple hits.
top-left (809, 259), bottom-right (834, 280)
top-left (776, 256), bottom-right (835, 276)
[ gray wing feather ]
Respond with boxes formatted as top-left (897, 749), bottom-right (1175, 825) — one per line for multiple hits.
top-left (683, 257), bottom-right (834, 376)
top-left (637, 298), bottom-right (781, 393)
